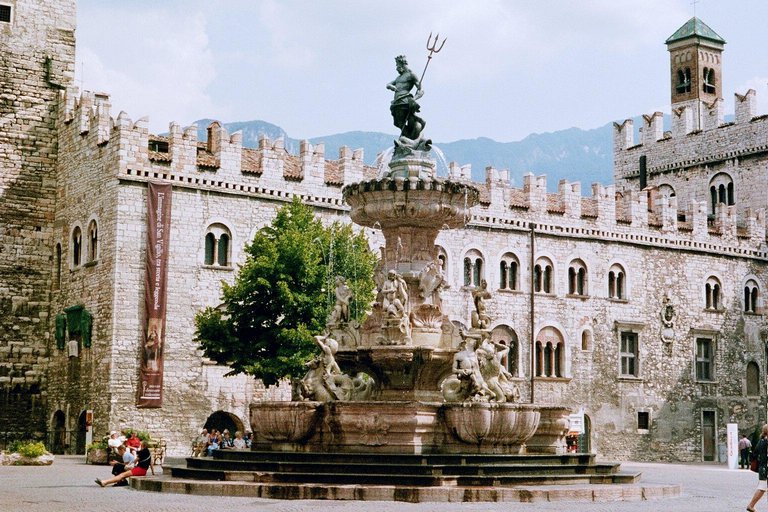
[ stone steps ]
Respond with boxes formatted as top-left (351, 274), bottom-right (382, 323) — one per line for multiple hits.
top-left (183, 458), bottom-right (622, 477)
top-left (213, 449), bottom-right (596, 465)
top-left (171, 465), bottom-right (639, 487)
top-left (133, 476), bottom-right (681, 503)
top-left (130, 450), bottom-right (672, 502)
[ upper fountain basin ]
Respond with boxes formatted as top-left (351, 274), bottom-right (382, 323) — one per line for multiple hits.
top-left (343, 177), bottom-right (479, 230)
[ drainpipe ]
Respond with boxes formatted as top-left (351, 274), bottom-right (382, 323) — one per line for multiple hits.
top-left (529, 222), bottom-right (536, 403)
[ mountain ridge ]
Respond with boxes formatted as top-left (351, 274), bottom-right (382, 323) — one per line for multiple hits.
top-left (190, 117), bottom-right (663, 190)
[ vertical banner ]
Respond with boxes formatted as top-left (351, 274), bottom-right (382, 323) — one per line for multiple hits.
top-left (138, 182), bottom-right (172, 408)
top-left (726, 423), bottom-right (738, 469)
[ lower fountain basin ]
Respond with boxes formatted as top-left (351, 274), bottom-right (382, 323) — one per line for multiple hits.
top-left (249, 400), bottom-right (570, 455)
top-left (249, 401), bottom-right (322, 443)
top-left (442, 402), bottom-right (540, 446)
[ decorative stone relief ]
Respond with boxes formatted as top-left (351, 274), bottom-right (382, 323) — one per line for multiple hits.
top-left (660, 293), bottom-right (676, 344)
top-left (378, 270), bottom-right (412, 345)
top-left (418, 259), bottom-right (447, 309)
top-left (326, 276), bottom-right (353, 329)
top-left (297, 335), bottom-right (376, 402)
top-left (471, 280), bottom-right (492, 330)
top-left (441, 331), bottom-right (520, 403)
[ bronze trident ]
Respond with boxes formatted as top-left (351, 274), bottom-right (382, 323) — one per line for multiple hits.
top-left (418, 32), bottom-right (446, 88)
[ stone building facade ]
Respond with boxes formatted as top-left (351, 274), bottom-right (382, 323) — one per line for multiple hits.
top-left (1, 6), bottom-right (767, 461)
top-left (0, 0), bottom-right (75, 437)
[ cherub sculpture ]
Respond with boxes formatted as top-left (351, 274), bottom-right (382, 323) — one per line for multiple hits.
top-left (471, 279), bottom-right (492, 330)
top-left (418, 259), bottom-right (447, 308)
top-left (327, 276), bottom-right (353, 327)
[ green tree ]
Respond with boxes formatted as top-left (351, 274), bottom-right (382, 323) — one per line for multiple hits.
top-left (194, 198), bottom-right (377, 386)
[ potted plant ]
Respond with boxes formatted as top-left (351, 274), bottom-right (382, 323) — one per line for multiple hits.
top-left (85, 439), bottom-right (109, 465)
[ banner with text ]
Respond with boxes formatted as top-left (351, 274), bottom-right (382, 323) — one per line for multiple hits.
top-left (138, 182), bottom-right (172, 408)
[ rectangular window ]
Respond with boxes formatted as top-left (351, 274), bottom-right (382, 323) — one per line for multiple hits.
top-left (0, 5), bottom-right (10, 23)
top-left (637, 411), bottom-right (650, 430)
top-left (620, 331), bottom-right (639, 377)
top-left (696, 338), bottom-right (714, 381)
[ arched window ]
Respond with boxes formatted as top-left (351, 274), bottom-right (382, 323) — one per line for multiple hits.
top-left (709, 173), bottom-right (735, 213)
top-left (463, 249), bottom-right (484, 287)
top-left (608, 263), bottom-right (626, 299)
top-left (581, 330), bottom-right (593, 351)
top-left (87, 219), bottom-right (98, 262)
top-left (535, 327), bottom-right (565, 378)
top-left (568, 259), bottom-right (588, 296)
top-left (204, 233), bottom-right (216, 265)
top-left (204, 223), bottom-right (232, 267)
top-left (71, 226), bottom-right (82, 267)
top-left (436, 246), bottom-right (448, 281)
top-left (217, 233), bottom-right (230, 266)
top-left (491, 325), bottom-right (519, 377)
top-left (473, 259), bottom-right (483, 287)
top-left (657, 184), bottom-right (676, 200)
top-left (705, 276), bottom-right (722, 310)
top-left (534, 257), bottom-right (553, 294)
top-left (702, 67), bottom-right (715, 94)
top-left (744, 279), bottom-right (760, 313)
top-left (676, 67), bottom-right (691, 93)
top-left (499, 252), bottom-right (519, 291)
top-left (54, 243), bottom-right (62, 290)
top-left (747, 362), bottom-right (760, 396)
top-left (463, 257), bottom-right (472, 286)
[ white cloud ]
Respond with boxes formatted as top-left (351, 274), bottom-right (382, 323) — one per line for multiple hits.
top-left (76, 7), bottom-right (220, 133)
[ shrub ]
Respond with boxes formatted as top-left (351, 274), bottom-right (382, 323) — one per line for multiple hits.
top-left (123, 428), bottom-right (152, 442)
top-left (86, 439), bottom-right (108, 451)
top-left (9, 440), bottom-right (47, 458)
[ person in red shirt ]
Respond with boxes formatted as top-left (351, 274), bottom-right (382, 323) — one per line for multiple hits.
top-left (124, 432), bottom-right (141, 453)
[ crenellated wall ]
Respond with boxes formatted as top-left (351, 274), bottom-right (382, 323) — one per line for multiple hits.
top-left (613, 89), bottom-right (768, 222)
top-left (45, 84), bottom-right (768, 461)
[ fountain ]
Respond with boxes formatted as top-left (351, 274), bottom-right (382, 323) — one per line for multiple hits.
top-left (245, 52), bottom-right (566, 457)
top-left (136, 46), bottom-right (678, 504)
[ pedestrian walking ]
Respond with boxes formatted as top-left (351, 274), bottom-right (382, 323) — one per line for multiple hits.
top-left (747, 424), bottom-right (768, 511)
top-left (742, 434), bottom-right (754, 469)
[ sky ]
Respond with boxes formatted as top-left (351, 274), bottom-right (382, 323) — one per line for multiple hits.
top-left (75, 0), bottom-right (768, 143)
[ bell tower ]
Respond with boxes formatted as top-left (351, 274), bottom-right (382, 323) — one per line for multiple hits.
top-left (666, 17), bottom-right (725, 130)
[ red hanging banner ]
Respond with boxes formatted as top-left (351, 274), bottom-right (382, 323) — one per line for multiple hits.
top-left (138, 182), bottom-right (172, 408)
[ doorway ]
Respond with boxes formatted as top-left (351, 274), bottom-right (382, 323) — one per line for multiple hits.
top-left (51, 410), bottom-right (66, 454)
top-left (203, 411), bottom-right (245, 436)
top-left (76, 410), bottom-right (87, 455)
top-left (702, 410), bottom-right (716, 461)
top-left (577, 414), bottom-right (592, 453)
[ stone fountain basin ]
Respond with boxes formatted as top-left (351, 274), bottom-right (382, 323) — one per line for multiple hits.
top-left (249, 401), bottom-right (323, 443)
top-left (250, 400), bottom-right (570, 455)
top-left (343, 177), bottom-right (479, 229)
top-left (442, 402), bottom-right (541, 446)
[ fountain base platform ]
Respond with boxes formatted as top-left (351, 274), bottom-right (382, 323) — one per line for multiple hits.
top-left (133, 401), bottom-right (680, 502)
top-left (133, 449), bottom-right (680, 503)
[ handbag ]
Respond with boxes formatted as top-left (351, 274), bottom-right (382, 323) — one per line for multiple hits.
top-left (751, 457), bottom-right (759, 472)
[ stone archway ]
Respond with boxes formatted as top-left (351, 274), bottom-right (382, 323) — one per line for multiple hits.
top-left (578, 414), bottom-right (592, 453)
top-left (75, 410), bottom-right (87, 455)
top-left (203, 410), bottom-right (245, 436)
top-left (50, 410), bottom-right (66, 454)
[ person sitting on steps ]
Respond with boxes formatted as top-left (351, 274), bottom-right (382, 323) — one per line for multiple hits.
top-left (95, 440), bottom-right (151, 487)
top-left (108, 444), bottom-right (136, 486)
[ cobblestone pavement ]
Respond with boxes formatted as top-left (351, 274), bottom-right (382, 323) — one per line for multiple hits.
top-left (0, 456), bottom-right (763, 512)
